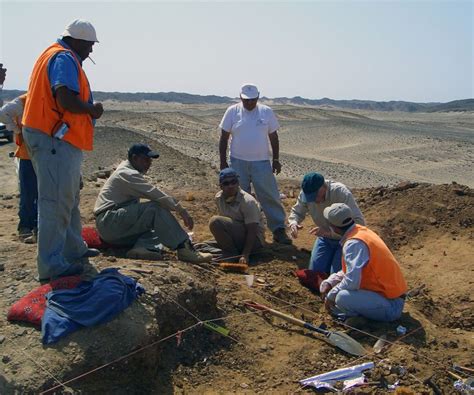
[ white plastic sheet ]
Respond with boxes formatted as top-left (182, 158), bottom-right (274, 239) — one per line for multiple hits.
top-left (300, 362), bottom-right (374, 390)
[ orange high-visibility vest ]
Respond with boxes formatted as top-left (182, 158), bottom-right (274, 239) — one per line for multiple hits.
top-left (14, 94), bottom-right (29, 160)
top-left (22, 42), bottom-right (94, 151)
top-left (342, 225), bottom-right (407, 299)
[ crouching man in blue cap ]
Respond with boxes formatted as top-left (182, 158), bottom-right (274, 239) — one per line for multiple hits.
top-left (289, 173), bottom-right (365, 286)
top-left (94, 143), bottom-right (212, 263)
top-left (209, 168), bottom-right (266, 264)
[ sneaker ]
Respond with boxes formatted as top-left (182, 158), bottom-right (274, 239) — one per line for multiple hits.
top-left (18, 227), bottom-right (33, 240)
top-left (24, 233), bottom-right (37, 244)
top-left (126, 247), bottom-right (163, 261)
top-left (177, 241), bottom-right (212, 263)
top-left (273, 228), bottom-right (292, 245)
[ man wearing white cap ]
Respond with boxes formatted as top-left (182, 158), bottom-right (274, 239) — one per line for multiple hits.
top-left (219, 84), bottom-right (291, 245)
top-left (319, 203), bottom-right (407, 322)
top-left (22, 19), bottom-right (104, 281)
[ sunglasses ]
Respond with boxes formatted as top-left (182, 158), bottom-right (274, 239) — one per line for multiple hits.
top-left (221, 179), bottom-right (238, 186)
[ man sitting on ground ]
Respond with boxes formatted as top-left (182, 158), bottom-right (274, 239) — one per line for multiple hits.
top-left (289, 172), bottom-right (365, 276)
top-left (209, 168), bottom-right (266, 264)
top-left (94, 143), bottom-right (212, 263)
top-left (320, 203), bottom-right (407, 322)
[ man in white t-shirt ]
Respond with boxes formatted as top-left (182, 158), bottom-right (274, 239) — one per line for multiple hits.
top-left (219, 83), bottom-right (291, 245)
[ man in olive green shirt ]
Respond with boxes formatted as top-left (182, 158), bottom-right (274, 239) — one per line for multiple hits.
top-left (210, 168), bottom-right (265, 264)
top-left (94, 143), bottom-right (211, 263)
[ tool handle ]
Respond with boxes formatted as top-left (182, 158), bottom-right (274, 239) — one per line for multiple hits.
top-left (448, 371), bottom-right (463, 380)
top-left (219, 263), bottom-right (248, 272)
top-left (455, 365), bottom-right (474, 374)
top-left (247, 301), bottom-right (328, 336)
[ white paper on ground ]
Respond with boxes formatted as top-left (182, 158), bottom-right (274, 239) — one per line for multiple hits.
top-left (300, 362), bottom-right (374, 387)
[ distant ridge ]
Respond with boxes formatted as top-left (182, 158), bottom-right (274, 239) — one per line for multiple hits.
top-left (1, 89), bottom-right (472, 112)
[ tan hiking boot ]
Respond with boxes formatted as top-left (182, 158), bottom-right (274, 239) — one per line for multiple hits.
top-left (177, 241), bottom-right (212, 263)
top-left (126, 247), bottom-right (163, 261)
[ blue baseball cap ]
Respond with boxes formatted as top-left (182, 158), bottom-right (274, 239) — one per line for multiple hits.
top-left (219, 168), bottom-right (239, 183)
top-left (128, 143), bottom-right (160, 160)
top-left (301, 172), bottom-right (325, 202)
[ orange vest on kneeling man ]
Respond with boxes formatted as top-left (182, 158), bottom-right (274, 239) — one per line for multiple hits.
top-left (22, 42), bottom-right (94, 151)
top-left (342, 224), bottom-right (407, 299)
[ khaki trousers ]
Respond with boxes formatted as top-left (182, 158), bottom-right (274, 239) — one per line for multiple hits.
top-left (209, 215), bottom-right (263, 255)
top-left (96, 201), bottom-right (188, 251)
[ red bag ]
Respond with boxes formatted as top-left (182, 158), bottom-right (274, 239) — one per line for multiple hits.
top-left (295, 269), bottom-right (329, 293)
top-left (7, 276), bottom-right (82, 326)
top-left (82, 226), bottom-right (112, 249)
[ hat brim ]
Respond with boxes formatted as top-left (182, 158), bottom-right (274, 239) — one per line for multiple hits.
top-left (303, 191), bottom-right (317, 203)
top-left (219, 174), bottom-right (239, 183)
top-left (146, 151), bottom-right (160, 159)
top-left (240, 93), bottom-right (259, 100)
top-left (322, 206), bottom-right (331, 221)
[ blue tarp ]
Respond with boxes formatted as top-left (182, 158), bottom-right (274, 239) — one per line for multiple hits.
top-left (41, 268), bottom-right (145, 344)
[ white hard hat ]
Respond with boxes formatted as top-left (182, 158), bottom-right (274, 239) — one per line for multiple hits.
top-left (61, 19), bottom-right (99, 43)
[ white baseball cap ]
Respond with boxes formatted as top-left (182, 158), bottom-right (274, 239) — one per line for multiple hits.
top-left (323, 203), bottom-right (354, 227)
top-left (61, 19), bottom-right (99, 43)
top-left (240, 83), bottom-right (259, 99)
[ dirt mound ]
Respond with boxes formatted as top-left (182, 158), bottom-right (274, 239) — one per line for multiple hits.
top-left (357, 181), bottom-right (473, 250)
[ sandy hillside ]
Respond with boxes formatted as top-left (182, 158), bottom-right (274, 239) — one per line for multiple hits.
top-left (100, 101), bottom-right (474, 188)
top-left (0, 106), bottom-right (473, 394)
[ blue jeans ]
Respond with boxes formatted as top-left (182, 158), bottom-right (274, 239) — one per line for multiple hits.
top-left (18, 159), bottom-right (38, 230)
top-left (23, 128), bottom-right (88, 279)
top-left (230, 157), bottom-right (286, 232)
top-left (335, 289), bottom-right (405, 322)
top-left (309, 237), bottom-right (342, 274)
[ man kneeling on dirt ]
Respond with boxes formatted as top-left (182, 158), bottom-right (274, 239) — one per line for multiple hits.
top-left (290, 173), bottom-right (365, 291)
top-left (320, 203), bottom-right (407, 322)
top-left (209, 168), bottom-right (266, 264)
top-left (94, 143), bottom-right (212, 263)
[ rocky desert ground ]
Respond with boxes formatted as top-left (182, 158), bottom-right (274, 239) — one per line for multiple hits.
top-left (0, 102), bottom-right (473, 394)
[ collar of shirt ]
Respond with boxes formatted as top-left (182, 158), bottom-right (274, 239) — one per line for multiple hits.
top-left (57, 38), bottom-right (83, 65)
top-left (124, 159), bottom-right (141, 173)
top-left (339, 223), bottom-right (357, 245)
top-left (216, 188), bottom-right (244, 205)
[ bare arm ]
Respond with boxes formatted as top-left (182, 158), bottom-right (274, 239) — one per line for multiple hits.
top-left (268, 131), bottom-right (281, 174)
top-left (219, 130), bottom-right (230, 170)
top-left (55, 86), bottom-right (103, 119)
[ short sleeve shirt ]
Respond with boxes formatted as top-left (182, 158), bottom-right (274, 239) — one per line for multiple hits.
top-left (47, 39), bottom-right (93, 103)
top-left (215, 188), bottom-right (266, 243)
top-left (219, 103), bottom-right (280, 161)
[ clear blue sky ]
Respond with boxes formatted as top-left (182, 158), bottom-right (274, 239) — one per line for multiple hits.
top-left (1, 0), bottom-right (472, 102)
